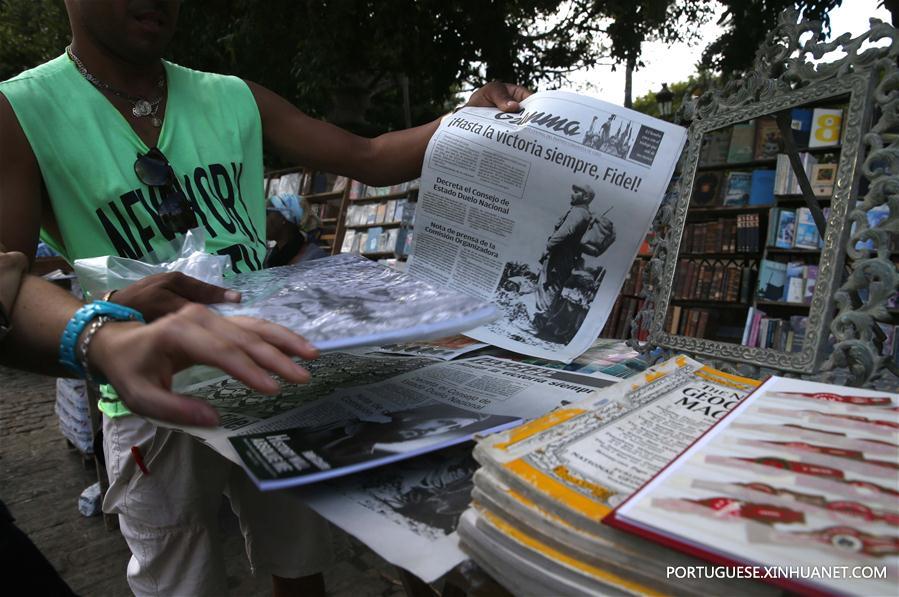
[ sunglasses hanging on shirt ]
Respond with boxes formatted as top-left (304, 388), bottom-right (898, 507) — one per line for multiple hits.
top-left (134, 147), bottom-right (198, 234)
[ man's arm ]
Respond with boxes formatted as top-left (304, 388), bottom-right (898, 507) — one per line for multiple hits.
top-left (0, 94), bottom-right (45, 264)
top-left (249, 81), bottom-right (531, 187)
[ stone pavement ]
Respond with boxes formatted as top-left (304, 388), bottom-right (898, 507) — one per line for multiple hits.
top-left (0, 365), bottom-right (410, 597)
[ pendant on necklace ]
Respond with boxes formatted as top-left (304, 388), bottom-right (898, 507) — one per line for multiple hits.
top-left (151, 116), bottom-right (162, 128)
top-left (133, 99), bottom-right (152, 117)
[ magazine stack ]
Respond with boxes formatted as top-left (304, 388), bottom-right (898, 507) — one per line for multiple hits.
top-left (457, 356), bottom-right (770, 596)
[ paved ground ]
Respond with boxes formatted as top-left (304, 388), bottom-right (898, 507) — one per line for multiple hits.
top-left (0, 366), bottom-right (411, 597)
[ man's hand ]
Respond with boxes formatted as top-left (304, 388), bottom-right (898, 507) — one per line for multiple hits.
top-left (89, 304), bottom-right (319, 427)
top-left (109, 271), bottom-right (242, 321)
top-left (465, 81), bottom-right (532, 113)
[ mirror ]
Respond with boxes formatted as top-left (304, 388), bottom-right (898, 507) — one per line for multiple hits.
top-left (649, 73), bottom-right (872, 374)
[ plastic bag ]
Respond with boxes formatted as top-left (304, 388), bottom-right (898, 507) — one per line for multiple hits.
top-left (73, 229), bottom-right (231, 300)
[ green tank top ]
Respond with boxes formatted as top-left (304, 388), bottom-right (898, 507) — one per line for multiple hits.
top-left (0, 54), bottom-right (267, 273)
top-left (2, 55), bottom-right (269, 417)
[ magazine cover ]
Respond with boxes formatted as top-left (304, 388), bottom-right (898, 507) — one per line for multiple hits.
top-left (474, 356), bottom-right (760, 534)
top-left (609, 377), bottom-right (898, 596)
top-left (408, 90), bottom-right (687, 362)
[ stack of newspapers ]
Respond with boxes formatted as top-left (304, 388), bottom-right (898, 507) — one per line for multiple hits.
top-left (457, 356), bottom-right (776, 596)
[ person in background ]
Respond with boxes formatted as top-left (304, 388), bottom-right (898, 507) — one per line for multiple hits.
top-left (0, 246), bottom-right (319, 595)
top-left (265, 194), bottom-right (329, 267)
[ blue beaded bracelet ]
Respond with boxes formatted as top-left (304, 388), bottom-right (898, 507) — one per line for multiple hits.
top-left (59, 300), bottom-right (144, 379)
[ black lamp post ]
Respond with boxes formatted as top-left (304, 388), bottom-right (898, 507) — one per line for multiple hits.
top-left (655, 83), bottom-right (674, 119)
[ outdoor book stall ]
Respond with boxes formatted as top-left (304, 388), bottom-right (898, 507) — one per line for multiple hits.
top-left (54, 9), bottom-right (897, 597)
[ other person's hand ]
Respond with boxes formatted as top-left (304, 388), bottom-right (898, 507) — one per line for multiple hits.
top-left (109, 271), bottom-right (242, 321)
top-left (88, 304), bottom-right (318, 427)
top-left (465, 81), bottom-right (532, 113)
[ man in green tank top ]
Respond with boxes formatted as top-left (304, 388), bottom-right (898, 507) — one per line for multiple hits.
top-left (0, 1), bottom-right (529, 596)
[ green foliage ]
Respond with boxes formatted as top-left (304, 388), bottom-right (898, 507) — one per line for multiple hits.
top-left (631, 71), bottom-right (727, 118)
top-left (0, 0), bottom-right (69, 80)
top-left (702, 0), bottom-right (843, 75)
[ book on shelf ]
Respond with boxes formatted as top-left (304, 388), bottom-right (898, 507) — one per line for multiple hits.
top-left (793, 207), bottom-right (821, 249)
top-left (375, 202), bottom-right (389, 224)
top-left (726, 120), bottom-right (756, 163)
top-left (348, 179), bottom-right (365, 199)
top-left (699, 128), bottom-right (732, 166)
top-left (810, 163), bottom-right (836, 197)
top-left (721, 171), bottom-right (753, 207)
top-left (742, 306), bottom-right (763, 347)
top-left (692, 171), bottom-right (722, 207)
top-left (774, 209), bottom-right (796, 249)
top-left (748, 169), bottom-right (776, 205)
top-left (785, 276), bottom-right (805, 304)
top-left (752, 116), bottom-right (782, 160)
top-left (808, 107), bottom-right (843, 148)
top-left (757, 259), bottom-right (787, 301)
top-left (789, 107), bottom-right (813, 147)
top-left (774, 152), bottom-right (817, 195)
top-left (365, 227), bottom-right (383, 253)
top-left (606, 377), bottom-right (898, 597)
top-left (803, 265), bottom-right (818, 303)
top-left (340, 230), bottom-right (356, 254)
top-left (744, 311), bottom-right (810, 350)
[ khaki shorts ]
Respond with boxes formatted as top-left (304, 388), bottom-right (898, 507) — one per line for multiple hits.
top-left (103, 414), bottom-right (336, 597)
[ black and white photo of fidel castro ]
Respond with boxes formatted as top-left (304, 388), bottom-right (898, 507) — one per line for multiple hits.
top-left (533, 183), bottom-right (616, 344)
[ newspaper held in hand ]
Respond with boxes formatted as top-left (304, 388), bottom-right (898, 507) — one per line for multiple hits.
top-left (211, 253), bottom-right (499, 351)
top-left (410, 90), bottom-right (687, 362)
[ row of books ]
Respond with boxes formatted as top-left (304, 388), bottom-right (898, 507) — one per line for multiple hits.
top-left (344, 199), bottom-right (413, 228)
top-left (619, 259), bottom-right (648, 297)
top-left (598, 296), bottom-right (647, 340)
top-left (681, 214), bottom-right (761, 254)
top-left (692, 157), bottom-right (836, 208)
top-left (265, 171), bottom-right (349, 197)
top-left (348, 179), bottom-right (420, 199)
top-left (340, 227), bottom-right (412, 257)
top-left (756, 259), bottom-right (818, 304)
top-left (774, 152), bottom-right (836, 197)
top-left (697, 107), bottom-right (844, 167)
top-left (666, 306), bottom-right (712, 338)
top-left (767, 206), bottom-right (828, 250)
top-left (741, 310), bottom-right (808, 351)
top-left (672, 259), bottom-right (755, 303)
top-left (460, 358), bottom-right (897, 597)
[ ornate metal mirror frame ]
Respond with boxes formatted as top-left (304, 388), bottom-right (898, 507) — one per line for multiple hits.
top-left (635, 11), bottom-right (899, 388)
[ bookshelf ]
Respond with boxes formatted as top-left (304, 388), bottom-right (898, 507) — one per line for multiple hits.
top-left (263, 167), bottom-right (350, 255)
top-left (661, 102), bottom-right (859, 353)
top-left (262, 167), bottom-right (420, 266)
top-left (334, 179), bottom-right (419, 268)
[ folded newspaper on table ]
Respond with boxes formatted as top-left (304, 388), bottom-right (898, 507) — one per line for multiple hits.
top-left (299, 361), bottom-right (619, 582)
top-left (410, 90), bottom-right (686, 362)
top-left (174, 354), bottom-right (617, 491)
top-left (457, 356), bottom-right (774, 596)
top-left (171, 352), bottom-right (618, 580)
top-left (211, 253), bottom-right (499, 351)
